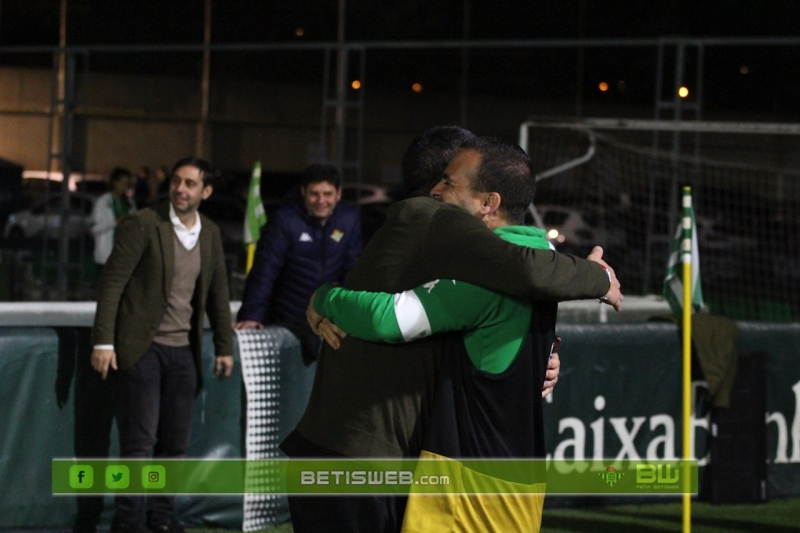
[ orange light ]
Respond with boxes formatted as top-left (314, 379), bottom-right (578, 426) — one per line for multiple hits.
top-left (598, 82), bottom-right (609, 92)
top-left (351, 80), bottom-right (362, 90)
top-left (412, 83), bottom-right (423, 93)
top-left (678, 86), bottom-right (689, 98)
top-left (295, 28), bottom-right (305, 37)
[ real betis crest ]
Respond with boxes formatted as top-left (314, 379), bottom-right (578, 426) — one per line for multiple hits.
top-left (330, 229), bottom-right (344, 242)
top-left (599, 466), bottom-right (624, 487)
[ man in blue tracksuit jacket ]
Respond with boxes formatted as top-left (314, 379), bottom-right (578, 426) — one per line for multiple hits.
top-left (234, 164), bottom-right (362, 363)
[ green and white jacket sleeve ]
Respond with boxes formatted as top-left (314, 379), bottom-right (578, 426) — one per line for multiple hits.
top-left (314, 278), bottom-right (497, 344)
top-left (314, 227), bottom-right (553, 344)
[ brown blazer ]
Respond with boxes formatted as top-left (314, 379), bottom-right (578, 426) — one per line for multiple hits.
top-left (92, 201), bottom-right (232, 378)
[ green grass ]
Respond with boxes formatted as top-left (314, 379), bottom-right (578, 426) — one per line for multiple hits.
top-left (187, 497), bottom-right (800, 533)
top-left (541, 498), bottom-right (800, 532)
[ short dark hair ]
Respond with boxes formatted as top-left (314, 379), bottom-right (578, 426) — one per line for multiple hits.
top-left (302, 163), bottom-right (341, 189)
top-left (460, 136), bottom-right (535, 225)
top-left (171, 156), bottom-right (214, 187)
top-left (109, 166), bottom-right (131, 185)
top-left (402, 125), bottom-right (477, 197)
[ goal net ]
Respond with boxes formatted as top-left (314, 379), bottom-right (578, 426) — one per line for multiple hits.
top-left (520, 118), bottom-right (800, 322)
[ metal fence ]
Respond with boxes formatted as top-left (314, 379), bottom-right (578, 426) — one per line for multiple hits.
top-left (2, 37), bottom-right (800, 306)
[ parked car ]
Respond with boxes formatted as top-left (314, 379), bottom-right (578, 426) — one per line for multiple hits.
top-left (197, 194), bottom-right (247, 246)
top-left (341, 183), bottom-right (403, 242)
top-left (22, 170), bottom-right (107, 197)
top-left (341, 182), bottom-right (398, 205)
top-left (533, 204), bottom-right (625, 251)
top-left (3, 192), bottom-right (95, 240)
top-left (695, 215), bottom-right (758, 252)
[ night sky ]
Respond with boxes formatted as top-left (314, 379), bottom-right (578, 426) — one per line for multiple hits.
top-left (2, 0), bottom-right (800, 114)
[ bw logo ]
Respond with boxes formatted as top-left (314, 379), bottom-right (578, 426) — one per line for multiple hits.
top-left (599, 466), bottom-right (624, 487)
top-left (636, 463), bottom-right (680, 484)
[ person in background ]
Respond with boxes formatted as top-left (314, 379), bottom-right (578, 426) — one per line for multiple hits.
top-left (133, 166), bottom-right (152, 208)
top-left (155, 165), bottom-right (171, 197)
top-left (91, 157), bottom-right (233, 533)
top-left (234, 163), bottom-right (362, 365)
top-left (90, 167), bottom-right (136, 274)
top-left (134, 165), bottom-right (170, 207)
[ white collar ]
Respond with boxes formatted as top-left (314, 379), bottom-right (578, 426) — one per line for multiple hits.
top-left (169, 203), bottom-right (201, 250)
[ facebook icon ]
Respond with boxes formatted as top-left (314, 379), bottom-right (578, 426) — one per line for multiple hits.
top-left (69, 465), bottom-right (94, 489)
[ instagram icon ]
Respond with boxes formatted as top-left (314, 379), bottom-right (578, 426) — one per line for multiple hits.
top-left (141, 465), bottom-right (166, 489)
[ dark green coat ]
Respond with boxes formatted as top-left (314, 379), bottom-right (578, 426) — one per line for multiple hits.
top-left (345, 197), bottom-right (609, 299)
top-left (92, 201), bottom-right (232, 381)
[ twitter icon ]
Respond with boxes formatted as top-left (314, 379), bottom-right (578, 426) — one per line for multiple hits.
top-left (105, 465), bottom-right (130, 489)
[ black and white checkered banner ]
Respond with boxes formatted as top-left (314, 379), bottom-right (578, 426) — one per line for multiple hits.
top-left (236, 328), bottom-right (283, 532)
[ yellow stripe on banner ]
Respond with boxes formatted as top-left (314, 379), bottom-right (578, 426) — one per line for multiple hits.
top-left (246, 243), bottom-right (256, 275)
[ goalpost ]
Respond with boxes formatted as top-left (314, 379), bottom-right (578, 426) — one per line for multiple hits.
top-left (519, 118), bottom-right (800, 322)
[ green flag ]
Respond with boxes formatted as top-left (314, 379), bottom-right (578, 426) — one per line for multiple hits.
top-left (244, 161), bottom-right (267, 245)
top-left (662, 188), bottom-right (705, 318)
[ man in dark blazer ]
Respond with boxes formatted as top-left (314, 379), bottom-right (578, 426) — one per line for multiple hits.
top-left (91, 156), bottom-right (233, 533)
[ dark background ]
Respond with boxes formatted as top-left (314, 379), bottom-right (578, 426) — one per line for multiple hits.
top-left (2, 0), bottom-right (800, 115)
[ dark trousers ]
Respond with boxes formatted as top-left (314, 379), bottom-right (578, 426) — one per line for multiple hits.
top-left (115, 342), bottom-right (197, 527)
top-left (73, 344), bottom-right (121, 532)
top-left (281, 431), bottom-right (407, 533)
top-left (288, 491), bottom-right (405, 533)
